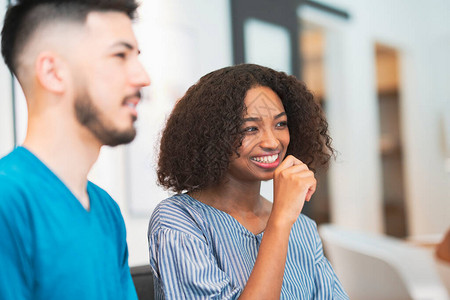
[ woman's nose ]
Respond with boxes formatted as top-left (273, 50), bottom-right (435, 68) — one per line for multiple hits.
top-left (259, 129), bottom-right (279, 149)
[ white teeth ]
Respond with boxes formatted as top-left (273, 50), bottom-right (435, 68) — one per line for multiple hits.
top-left (251, 154), bottom-right (278, 164)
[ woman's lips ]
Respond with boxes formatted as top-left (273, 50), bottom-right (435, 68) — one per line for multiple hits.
top-left (250, 153), bottom-right (280, 169)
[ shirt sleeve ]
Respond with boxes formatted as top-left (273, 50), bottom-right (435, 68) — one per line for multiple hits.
top-left (106, 196), bottom-right (138, 300)
top-left (149, 227), bottom-right (242, 300)
top-left (0, 179), bottom-right (32, 300)
top-left (92, 184), bottom-right (138, 300)
top-left (120, 245), bottom-right (139, 300)
top-left (312, 224), bottom-right (349, 299)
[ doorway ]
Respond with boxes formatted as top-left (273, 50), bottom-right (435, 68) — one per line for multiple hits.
top-left (299, 21), bottom-right (330, 224)
top-left (375, 44), bottom-right (408, 237)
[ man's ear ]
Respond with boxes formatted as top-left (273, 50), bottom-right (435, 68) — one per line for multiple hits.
top-left (35, 51), bottom-right (68, 94)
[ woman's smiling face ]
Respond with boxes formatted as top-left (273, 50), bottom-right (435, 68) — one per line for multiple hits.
top-left (226, 86), bottom-right (290, 182)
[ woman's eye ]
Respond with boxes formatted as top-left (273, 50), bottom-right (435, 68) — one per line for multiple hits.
top-left (276, 121), bottom-right (288, 128)
top-left (243, 127), bottom-right (258, 133)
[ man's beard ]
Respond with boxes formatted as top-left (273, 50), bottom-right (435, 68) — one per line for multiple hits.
top-left (74, 92), bottom-right (137, 146)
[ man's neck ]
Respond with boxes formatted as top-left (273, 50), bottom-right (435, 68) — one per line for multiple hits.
top-left (23, 116), bottom-right (101, 209)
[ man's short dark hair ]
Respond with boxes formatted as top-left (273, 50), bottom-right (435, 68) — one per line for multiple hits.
top-left (1, 0), bottom-right (140, 75)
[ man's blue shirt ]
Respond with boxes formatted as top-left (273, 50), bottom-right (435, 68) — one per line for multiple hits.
top-left (0, 147), bottom-right (137, 299)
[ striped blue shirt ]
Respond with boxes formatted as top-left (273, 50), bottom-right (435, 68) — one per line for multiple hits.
top-left (148, 194), bottom-right (348, 299)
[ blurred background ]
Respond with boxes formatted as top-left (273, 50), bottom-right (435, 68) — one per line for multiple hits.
top-left (1, 0), bottom-right (449, 283)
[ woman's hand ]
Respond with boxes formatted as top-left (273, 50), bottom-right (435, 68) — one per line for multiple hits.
top-left (238, 155), bottom-right (316, 299)
top-left (271, 155), bottom-right (316, 228)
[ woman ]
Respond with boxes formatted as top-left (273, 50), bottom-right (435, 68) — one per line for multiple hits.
top-left (148, 64), bottom-right (348, 299)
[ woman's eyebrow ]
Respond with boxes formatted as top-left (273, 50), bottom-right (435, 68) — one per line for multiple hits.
top-left (243, 117), bottom-right (261, 122)
top-left (243, 112), bottom-right (286, 123)
top-left (274, 112), bottom-right (287, 119)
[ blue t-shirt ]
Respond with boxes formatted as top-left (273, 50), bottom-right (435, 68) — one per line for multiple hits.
top-left (148, 194), bottom-right (349, 299)
top-left (0, 147), bottom-right (137, 300)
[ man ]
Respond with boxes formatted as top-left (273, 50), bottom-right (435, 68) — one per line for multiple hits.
top-left (0, 0), bottom-right (150, 299)
top-left (436, 229), bottom-right (450, 263)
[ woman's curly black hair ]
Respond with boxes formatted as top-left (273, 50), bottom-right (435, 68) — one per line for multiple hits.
top-left (157, 64), bottom-right (334, 193)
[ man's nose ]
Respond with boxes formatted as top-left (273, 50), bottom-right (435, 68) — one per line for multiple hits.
top-left (130, 60), bottom-right (151, 87)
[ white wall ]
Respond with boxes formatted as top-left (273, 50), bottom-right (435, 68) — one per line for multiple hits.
top-left (1, 0), bottom-right (449, 266)
top-left (0, 0), bottom-right (14, 157)
top-left (320, 0), bottom-right (450, 236)
top-left (115, 0), bottom-right (449, 264)
top-left (89, 0), bottom-right (233, 266)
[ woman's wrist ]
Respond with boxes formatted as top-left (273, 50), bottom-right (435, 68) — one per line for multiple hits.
top-left (266, 212), bottom-right (294, 235)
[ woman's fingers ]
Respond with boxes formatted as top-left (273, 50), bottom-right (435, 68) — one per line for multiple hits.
top-left (274, 155), bottom-right (308, 177)
top-left (276, 155), bottom-right (303, 169)
top-left (305, 181), bottom-right (317, 202)
top-left (272, 155), bottom-right (317, 222)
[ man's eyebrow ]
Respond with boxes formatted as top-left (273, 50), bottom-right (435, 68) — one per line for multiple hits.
top-left (110, 41), bottom-right (141, 54)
